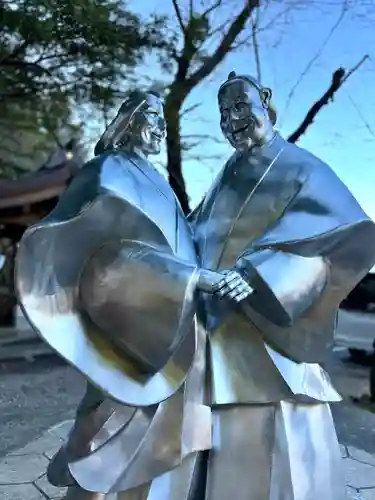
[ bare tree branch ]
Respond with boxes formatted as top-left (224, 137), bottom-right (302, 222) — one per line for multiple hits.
top-left (189, 0), bottom-right (194, 18)
top-left (202, 0), bottom-right (223, 18)
top-left (288, 55), bottom-right (369, 144)
top-left (180, 102), bottom-right (201, 117)
top-left (251, 10), bottom-right (262, 81)
top-left (185, 1), bottom-right (259, 89)
top-left (341, 55), bottom-right (370, 84)
top-left (0, 41), bottom-right (29, 64)
top-left (347, 93), bottom-right (375, 141)
top-left (164, 0), bottom-right (259, 214)
top-left (183, 133), bottom-right (223, 144)
top-left (171, 0), bottom-right (187, 35)
top-left (185, 152), bottom-right (223, 162)
top-left (282, 0), bottom-right (348, 120)
top-left (0, 59), bottom-right (53, 76)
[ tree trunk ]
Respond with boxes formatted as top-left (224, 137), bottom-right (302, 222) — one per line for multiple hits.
top-left (370, 351), bottom-right (375, 402)
top-left (165, 98), bottom-right (190, 214)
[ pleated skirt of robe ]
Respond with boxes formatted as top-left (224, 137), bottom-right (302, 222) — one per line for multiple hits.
top-left (64, 401), bottom-right (345, 500)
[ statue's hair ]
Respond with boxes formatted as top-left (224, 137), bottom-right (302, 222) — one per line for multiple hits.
top-left (218, 71), bottom-right (277, 125)
top-left (94, 90), bottom-right (163, 156)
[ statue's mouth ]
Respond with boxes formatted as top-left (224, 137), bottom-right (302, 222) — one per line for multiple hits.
top-left (232, 125), bottom-right (249, 136)
top-left (151, 132), bottom-right (163, 140)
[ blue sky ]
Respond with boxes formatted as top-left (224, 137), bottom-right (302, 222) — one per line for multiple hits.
top-left (127, 1), bottom-right (375, 215)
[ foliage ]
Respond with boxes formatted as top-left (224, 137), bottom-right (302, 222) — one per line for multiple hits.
top-left (0, 0), bottom-right (169, 175)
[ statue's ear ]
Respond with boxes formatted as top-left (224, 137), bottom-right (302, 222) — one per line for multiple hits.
top-left (260, 87), bottom-right (272, 108)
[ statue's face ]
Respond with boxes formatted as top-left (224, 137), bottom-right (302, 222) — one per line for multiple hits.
top-left (128, 94), bottom-right (166, 155)
top-left (218, 80), bottom-right (271, 150)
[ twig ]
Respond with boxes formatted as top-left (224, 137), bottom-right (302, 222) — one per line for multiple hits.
top-left (341, 55), bottom-right (370, 85)
top-left (282, 1), bottom-right (348, 121)
top-left (347, 93), bottom-right (375, 141)
top-left (185, 2), bottom-right (258, 89)
top-left (0, 59), bottom-right (52, 76)
top-left (287, 55), bottom-right (369, 144)
top-left (183, 133), bottom-right (223, 143)
top-left (251, 10), bottom-right (262, 82)
top-left (202, 0), bottom-right (223, 18)
top-left (180, 102), bottom-right (201, 116)
top-left (189, 0), bottom-right (194, 19)
top-left (171, 0), bottom-right (187, 35)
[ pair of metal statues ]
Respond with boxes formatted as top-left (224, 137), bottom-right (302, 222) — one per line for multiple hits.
top-left (16, 73), bottom-right (375, 500)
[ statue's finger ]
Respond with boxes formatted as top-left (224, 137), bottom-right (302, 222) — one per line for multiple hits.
top-left (229, 283), bottom-right (248, 300)
top-left (234, 289), bottom-right (251, 302)
top-left (216, 284), bottom-right (232, 297)
top-left (227, 276), bottom-right (242, 289)
top-left (212, 271), bottom-right (238, 291)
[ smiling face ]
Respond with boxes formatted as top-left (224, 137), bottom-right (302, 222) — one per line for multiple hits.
top-left (128, 93), bottom-right (166, 155)
top-left (218, 79), bottom-right (272, 151)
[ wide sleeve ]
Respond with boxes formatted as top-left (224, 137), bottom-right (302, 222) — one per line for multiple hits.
top-left (16, 187), bottom-right (199, 406)
top-left (236, 248), bottom-right (328, 327)
top-left (78, 238), bottom-right (199, 374)
top-left (235, 163), bottom-right (375, 329)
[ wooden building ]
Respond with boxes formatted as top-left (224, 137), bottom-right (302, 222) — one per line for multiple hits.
top-left (0, 145), bottom-right (82, 326)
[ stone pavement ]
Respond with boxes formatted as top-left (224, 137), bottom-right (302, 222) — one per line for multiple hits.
top-left (1, 420), bottom-right (375, 499)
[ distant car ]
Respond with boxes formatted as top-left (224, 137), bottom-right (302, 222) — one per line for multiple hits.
top-left (335, 272), bottom-right (375, 355)
top-left (335, 272), bottom-right (375, 356)
top-left (335, 308), bottom-right (375, 354)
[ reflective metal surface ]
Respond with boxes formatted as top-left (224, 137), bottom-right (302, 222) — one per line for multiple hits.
top-left (16, 79), bottom-right (375, 500)
top-left (15, 90), bottom-right (212, 499)
top-left (79, 239), bottom-right (200, 374)
top-left (16, 189), bottom-right (198, 407)
top-left (94, 90), bottom-right (166, 156)
top-left (205, 402), bottom-right (345, 500)
top-left (189, 72), bottom-right (375, 499)
top-left (69, 320), bottom-right (210, 493)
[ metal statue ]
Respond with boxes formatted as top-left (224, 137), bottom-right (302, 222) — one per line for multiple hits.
top-left (15, 76), bottom-right (375, 500)
top-left (16, 90), bottom-right (214, 500)
top-left (189, 71), bottom-right (375, 500)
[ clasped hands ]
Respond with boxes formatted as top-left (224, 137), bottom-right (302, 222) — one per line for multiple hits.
top-left (197, 268), bottom-right (253, 303)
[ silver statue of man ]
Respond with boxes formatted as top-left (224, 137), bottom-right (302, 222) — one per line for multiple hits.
top-left (16, 90), bottom-right (214, 499)
top-left (189, 71), bottom-right (375, 500)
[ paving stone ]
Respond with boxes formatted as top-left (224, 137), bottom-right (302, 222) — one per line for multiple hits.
top-left (0, 454), bottom-right (49, 484)
top-left (10, 431), bottom-right (63, 459)
top-left (48, 420), bottom-right (73, 441)
top-left (348, 447), bottom-right (375, 467)
top-left (346, 458), bottom-right (375, 489)
top-left (347, 487), bottom-right (365, 499)
top-left (44, 446), bottom-right (59, 461)
top-left (4, 420), bottom-right (375, 500)
top-left (35, 473), bottom-right (67, 499)
top-left (0, 482), bottom-right (44, 499)
top-left (361, 490), bottom-right (375, 500)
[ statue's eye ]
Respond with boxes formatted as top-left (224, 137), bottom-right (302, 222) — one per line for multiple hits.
top-left (144, 110), bottom-right (158, 117)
